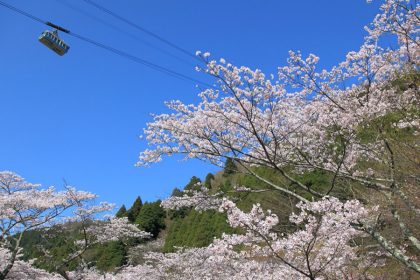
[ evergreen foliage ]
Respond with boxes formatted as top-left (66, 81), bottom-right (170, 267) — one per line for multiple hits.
top-left (163, 165), bottom-right (351, 252)
top-left (19, 223), bottom-right (128, 273)
top-left (127, 196), bottom-right (143, 223)
top-left (94, 241), bottom-right (127, 271)
top-left (115, 204), bottom-right (127, 218)
top-left (18, 168), bottom-right (348, 273)
top-left (223, 158), bottom-right (237, 176)
top-left (171, 187), bottom-right (183, 197)
top-left (168, 188), bottom-right (189, 219)
top-left (183, 176), bottom-right (202, 191)
top-left (135, 201), bottom-right (166, 238)
top-left (163, 210), bottom-right (236, 252)
top-left (204, 173), bottom-right (215, 189)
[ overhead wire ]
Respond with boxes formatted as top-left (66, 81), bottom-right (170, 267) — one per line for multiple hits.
top-left (55, 0), bottom-right (196, 67)
top-left (82, 0), bottom-right (202, 63)
top-left (0, 0), bottom-right (212, 88)
top-left (69, 32), bottom-right (209, 86)
top-left (0, 0), bottom-right (45, 24)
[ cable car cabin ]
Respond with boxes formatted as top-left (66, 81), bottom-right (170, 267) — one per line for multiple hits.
top-left (38, 30), bottom-right (70, 56)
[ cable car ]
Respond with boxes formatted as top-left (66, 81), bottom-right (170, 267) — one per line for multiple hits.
top-left (38, 30), bottom-right (70, 56)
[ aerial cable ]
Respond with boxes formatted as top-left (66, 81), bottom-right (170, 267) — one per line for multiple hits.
top-left (0, 0), bottom-right (213, 88)
top-left (68, 32), bottom-right (211, 87)
top-left (55, 0), bottom-right (196, 67)
top-left (82, 0), bottom-right (202, 63)
top-left (0, 0), bottom-right (45, 24)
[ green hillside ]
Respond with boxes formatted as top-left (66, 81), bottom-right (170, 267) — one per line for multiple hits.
top-left (162, 160), bottom-right (346, 251)
top-left (18, 158), bottom-right (355, 272)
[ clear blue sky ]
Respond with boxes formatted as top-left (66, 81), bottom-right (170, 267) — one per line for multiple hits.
top-left (0, 0), bottom-right (381, 208)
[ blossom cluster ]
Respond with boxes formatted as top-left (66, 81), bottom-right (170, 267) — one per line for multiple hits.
top-left (161, 185), bottom-right (223, 211)
top-left (0, 171), bottom-right (150, 280)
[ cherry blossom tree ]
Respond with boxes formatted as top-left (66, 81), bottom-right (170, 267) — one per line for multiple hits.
top-left (138, 0), bottom-right (419, 275)
top-left (68, 195), bottom-right (380, 280)
top-left (0, 171), bottom-right (150, 280)
top-left (155, 184), bottom-right (382, 280)
top-left (0, 247), bottom-right (62, 280)
top-left (35, 195), bottom-right (375, 280)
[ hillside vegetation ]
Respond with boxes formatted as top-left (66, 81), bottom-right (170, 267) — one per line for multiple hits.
top-left (19, 157), bottom-right (369, 271)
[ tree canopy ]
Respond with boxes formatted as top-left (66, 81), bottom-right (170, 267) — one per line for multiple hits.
top-left (127, 196), bottom-right (143, 223)
top-left (135, 201), bottom-right (166, 238)
top-left (115, 205), bottom-right (127, 218)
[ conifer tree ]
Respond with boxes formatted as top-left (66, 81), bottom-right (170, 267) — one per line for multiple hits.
top-left (183, 176), bottom-right (201, 191)
top-left (136, 201), bottom-right (166, 238)
top-left (127, 196), bottom-right (143, 223)
top-left (204, 173), bottom-right (214, 189)
top-left (115, 205), bottom-right (127, 218)
top-left (171, 187), bottom-right (183, 197)
top-left (223, 158), bottom-right (237, 176)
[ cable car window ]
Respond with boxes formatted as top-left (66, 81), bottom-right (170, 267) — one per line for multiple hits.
top-left (39, 29), bottom-right (70, 56)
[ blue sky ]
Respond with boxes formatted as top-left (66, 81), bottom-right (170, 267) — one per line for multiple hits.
top-left (0, 0), bottom-right (381, 208)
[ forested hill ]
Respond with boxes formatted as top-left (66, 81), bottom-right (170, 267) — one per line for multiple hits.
top-left (19, 158), bottom-right (354, 272)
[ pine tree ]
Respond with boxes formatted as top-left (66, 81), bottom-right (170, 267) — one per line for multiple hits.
top-left (127, 196), bottom-right (143, 223)
top-left (184, 176), bottom-right (202, 191)
top-left (171, 187), bottom-right (183, 197)
top-left (115, 205), bottom-right (127, 218)
top-left (223, 158), bottom-right (237, 176)
top-left (204, 173), bottom-right (214, 189)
